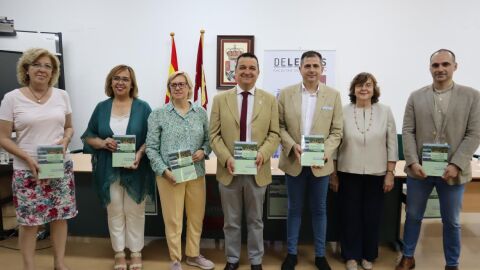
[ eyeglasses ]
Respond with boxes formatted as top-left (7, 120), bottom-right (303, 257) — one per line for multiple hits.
top-left (31, 63), bottom-right (53, 70)
top-left (112, 76), bottom-right (131, 83)
top-left (169, 82), bottom-right (188, 89)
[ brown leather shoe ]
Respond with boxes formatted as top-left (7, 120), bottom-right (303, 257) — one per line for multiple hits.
top-left (445, 266), bottom-right (459, 270)
top-left (395, 256), bottom-right (415, 270)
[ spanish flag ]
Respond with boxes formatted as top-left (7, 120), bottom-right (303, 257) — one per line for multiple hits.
top-left (194, 30), bottom-right (208, 109)
top-left (165, 33), bottom-right (178, 104)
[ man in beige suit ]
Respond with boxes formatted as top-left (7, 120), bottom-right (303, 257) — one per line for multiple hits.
top-left (209, 52), bottom-right (280, 270)
top-left (397, 49), bottom-right (480, 270)
top-left (278, 51), bottom-right (343, 270)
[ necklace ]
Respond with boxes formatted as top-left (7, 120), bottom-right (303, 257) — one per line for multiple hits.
top-left (28, 86), bottom-right (49, 103)
top-left (353, 105), bottom-right (373, 134)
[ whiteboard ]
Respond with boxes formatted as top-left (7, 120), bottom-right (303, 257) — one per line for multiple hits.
top-left (0, 31), bottom-right (62, 55)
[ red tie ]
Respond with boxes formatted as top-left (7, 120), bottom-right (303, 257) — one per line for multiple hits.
top-left (240, 91), bottom-right (250, 141)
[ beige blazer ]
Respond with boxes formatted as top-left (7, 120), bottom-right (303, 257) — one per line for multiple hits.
top-left (278, 83), bottom-right (343, 177)
top-left (402, 83), bottom-right (480, 184)
top-left (209, 87), bottom-right (280, 186)
top-left (336, 103), bottom-right (398, 175)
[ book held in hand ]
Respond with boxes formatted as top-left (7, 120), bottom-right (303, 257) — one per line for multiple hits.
top-left (37, 145), bottom-right (64, 179)
top-left (168, 149), bottom-right (197, 183)
top-left (234, 141), bottom-right (258, 175)
top-left (301, 135), bottom-right (325, 167)
top-left (112, 135), bottom-right (136, 167)
top-left (422, 143), bottom-right (450, 177)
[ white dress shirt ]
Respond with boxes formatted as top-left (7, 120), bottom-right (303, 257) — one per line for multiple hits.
top-left (301, 83), bottom-right (319, 135)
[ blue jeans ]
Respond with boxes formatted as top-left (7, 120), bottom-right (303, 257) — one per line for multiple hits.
top-left (403, 176), bottom-right (465, 267)
top-left (286, 167), bottom-right (329, 257)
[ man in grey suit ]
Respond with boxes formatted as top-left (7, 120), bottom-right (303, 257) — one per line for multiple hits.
top-left (397, 49), bottom-right (480, 270)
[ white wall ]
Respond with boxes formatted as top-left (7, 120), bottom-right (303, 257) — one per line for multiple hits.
top-left (1, 0), bottom-right (479, 150)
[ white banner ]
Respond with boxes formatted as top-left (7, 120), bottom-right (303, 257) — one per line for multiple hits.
top-left (263, 50), bottom-right (336, 97)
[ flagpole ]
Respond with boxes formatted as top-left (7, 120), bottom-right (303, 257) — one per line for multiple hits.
top-left (165, 32), bottom-right (177, 104)
top-left (200, 29), bottom-right (204, 107)
top-left (194, 29), bottom-right (208, 109)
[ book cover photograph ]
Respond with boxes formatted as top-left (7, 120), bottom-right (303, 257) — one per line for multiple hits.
top-left (301, 135), bottom-right (325, 166)
top-left (422, 143), bottom-right (449, 177)
top-left (234, 141), bottom-right (258, 175)
top-left (112, 135), bottom-right (136, 167)
top-left (37, 145), bottom-right (64, 179)
top-left (168, 149), bottom-right (197, 183)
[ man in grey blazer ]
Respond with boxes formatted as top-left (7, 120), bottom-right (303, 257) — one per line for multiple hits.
top-left (397, 49), bottom-right (480, 270)
top-left (278, 51), bottom-right (343, 270)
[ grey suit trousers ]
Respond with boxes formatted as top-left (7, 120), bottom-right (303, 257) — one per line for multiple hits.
top-left (219, 175), bottom-right (267, 265)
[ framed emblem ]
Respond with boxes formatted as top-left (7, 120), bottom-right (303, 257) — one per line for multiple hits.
top-left (216, 35), bottom-right (255, 89)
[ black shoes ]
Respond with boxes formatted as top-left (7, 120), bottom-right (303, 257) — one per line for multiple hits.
top-left (281, 254), bottom-right (298, 270)
top-left (224, 262), bottom-right (262, 270)
top-left (315, 256), bottom-right (331, 270)
top-left (282, 254), bottom-right (329, 270)
top-left (224, 262), bottom-right (239, 270)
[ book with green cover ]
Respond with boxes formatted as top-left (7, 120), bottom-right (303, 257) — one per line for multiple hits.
top-left (37, 145), bottom-right (64, 179)
top-left (112, 135), bottom-right (136, 167)
top-left (301, 135), bottom-right (325, 166)
top-left (422, 143), bottom-right (449, 177)
top-left (234, 141), bottom-right (258, 175)
top-left (168, 149), bottom-right (197, 183)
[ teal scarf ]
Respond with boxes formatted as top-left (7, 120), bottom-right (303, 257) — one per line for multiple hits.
top-left (81, 98), bottom-right (155, 206)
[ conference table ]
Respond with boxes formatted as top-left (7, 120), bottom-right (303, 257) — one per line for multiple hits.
top-left (69, 154), bottom-right (407, 249)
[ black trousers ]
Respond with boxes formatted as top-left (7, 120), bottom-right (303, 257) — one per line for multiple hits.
top-left (338, 171), bottom-right (385, 261)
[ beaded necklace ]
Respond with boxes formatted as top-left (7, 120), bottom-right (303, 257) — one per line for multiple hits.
top-left (353, 105), bottom-right (373, 134)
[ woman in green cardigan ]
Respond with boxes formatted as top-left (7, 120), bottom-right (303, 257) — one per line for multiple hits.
top-left (82, 65), bottom-right (154, 270)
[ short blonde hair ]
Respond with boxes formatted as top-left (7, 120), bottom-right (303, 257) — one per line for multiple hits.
top-left (167, 71), bottom-right (193, 100)
top-left (104, 65), bottom-right (139, 98)
top-left (16, 48), bottom-right (61, 87)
